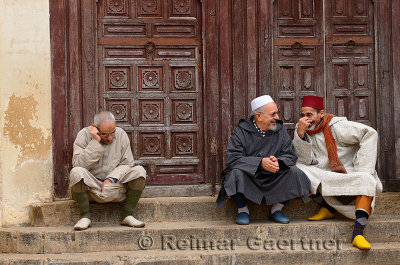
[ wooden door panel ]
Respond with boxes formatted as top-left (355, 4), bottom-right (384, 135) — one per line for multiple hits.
top-left (273, 0), bottom-right (324, 134)
top-left (326, 0), bottom-right (375, 127)
top-left (97, 0), bottom-right (204, 185)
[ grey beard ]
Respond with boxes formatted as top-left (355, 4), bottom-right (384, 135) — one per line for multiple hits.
top-left (268, 124), bottom-right (277, 131)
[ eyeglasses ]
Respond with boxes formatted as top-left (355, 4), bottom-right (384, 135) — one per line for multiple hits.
top-left (260, 111), bottom-right (279, 118)
top-left (100, 132), bottom-right (115, 137)
top-left (97, 128), bottom-right (116, 137)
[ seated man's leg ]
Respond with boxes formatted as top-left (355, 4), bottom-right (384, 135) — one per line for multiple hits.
top-left (231, 193), bottom-right (250, 225)
top-left (120, 173), bottom-right (146, 228)
top-left (308, 192), bottom-right (336, 221)
top-left (70, 167), bottom-right (92, 230)
top-left (352, 195), bottom-right (373, 250)
top-left (269, 201), bottom-right (289, 224)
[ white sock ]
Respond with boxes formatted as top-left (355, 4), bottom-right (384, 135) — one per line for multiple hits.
top-left (271, 203), bottom-right (284, 214)
top-left (238, 205), bottom-right (249, 215)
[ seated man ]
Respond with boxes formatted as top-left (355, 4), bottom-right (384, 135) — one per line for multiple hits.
top-left (216, 95), bottom-right (310, 225)
top-left (69, 111), bottom-right (146, 230)
top-left (293, 95), bottom-right (382, 250)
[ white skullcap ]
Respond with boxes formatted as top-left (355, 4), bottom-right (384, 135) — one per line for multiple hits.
top-left (251, 95), bottom-right (274, 112)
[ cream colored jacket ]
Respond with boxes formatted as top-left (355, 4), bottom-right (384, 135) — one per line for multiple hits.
top-left (72, 126), bottom-right (134, 181)
top-left (293, 117), bottom-right (382, 218)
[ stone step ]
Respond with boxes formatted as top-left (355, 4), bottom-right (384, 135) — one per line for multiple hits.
top-left (1, 216), bottom-right (400, 254)
top-left (1, 242), bottom-right (400, 265)
top-left (29, 192), bottom-right (400, 227)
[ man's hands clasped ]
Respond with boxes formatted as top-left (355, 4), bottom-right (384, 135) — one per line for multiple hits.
top-left (262, 156), bottom-right (279, 173)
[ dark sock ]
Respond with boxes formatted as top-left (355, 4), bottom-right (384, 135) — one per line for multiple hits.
top-left (231, 193), bottom-right (247, 208)
top-left (321, 200), bottom-right (336, 214)
top-left (121, 189), bottom-right (142, 220)
top-left (72, 192), bottom-right (91, 219)
top-left (311, 193), bottom-right (336, 214)
top-left (352, 210), bottom-right (369, 241)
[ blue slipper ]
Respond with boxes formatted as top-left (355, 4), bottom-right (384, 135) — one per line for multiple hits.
top-left (269, 211), bottom-right (290, 224)
top-left (236, 212), bottom-right (250, 225)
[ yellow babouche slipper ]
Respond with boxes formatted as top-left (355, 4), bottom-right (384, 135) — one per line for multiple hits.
top-left (308, 207), bottom-right (335, 221)
top-left (352, 235), bottom-right (371, 250)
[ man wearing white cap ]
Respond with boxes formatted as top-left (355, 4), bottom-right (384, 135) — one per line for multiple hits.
top-left (216, 95), bottom-right (310, 225)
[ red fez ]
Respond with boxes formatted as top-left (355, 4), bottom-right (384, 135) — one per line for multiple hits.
top-left (301, 95), bottom-right (324, 110)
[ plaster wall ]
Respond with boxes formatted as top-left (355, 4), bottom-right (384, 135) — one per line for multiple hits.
top-left (0, 0), bottom-right (53, 226)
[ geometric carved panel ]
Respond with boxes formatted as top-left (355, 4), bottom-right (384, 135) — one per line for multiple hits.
top-left (335, 96), bottom-right (349, 117)
top-left (137, 0), bottom-right (163, 17)
top-left (354, 64), bottom-right (368, 89)
top-left (170, 0), bottom-right (194, 17)
top-left (333, 0), bottom-right (347, 17)
top-left (103, 24), bottom-right (146, 37)
top-left (301, 66), bottom-right (315, 91)
top-left (333, 23), bottom-right (368, 35)
top-left (279, 98), bottom-right (294, 123)
top-left (138, 66), bottom-right (163, 91)
top-left (334, 64), bottom-right (349, 90)
top-left (153, 24), bottom-right (196, 37)
top-left (155, 48), bottom-right (196, 59)
top-left (278, 0), bottom-right (294, 19)
top-left (279, 47), bottom-right (316, 61)
top-left (279, 25), bottom-right (315, 38)
top-left (106, 99), bottom-right (132, 124)
top-left (139, 133), bottom-right (165, 157)
top-left (171, 67), bottom-right (195, 92)
top-left (106, 67), bottom-right (130, 91)
top-left (279, 66), bottom-right (294, 91)
top-left (299, 0), bottom-right (314, 19)
top-left (355, 96), bottom-right (369, 120)
top-left (105, 0), bottom-right (128, 17)
top-left (105, 48), bottom-right (147, 59)
top-left (332, 45), bottom-right (369, 58)
top-left (353, 0), bottom-right (368, 17)
top-left (172, 100), bottom-right (196, 123)
top-left (172, 132), bottom-right (197, 156)
top-left (139, 99), bottom-right (164, 124)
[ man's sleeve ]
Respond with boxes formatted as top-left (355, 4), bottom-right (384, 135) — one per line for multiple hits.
top-left (292, 124), bottom-right (315, 165)
top-left (225, 127), bottom-right (262, 176)
top-left (334, 121), bottom-right (378, 174)
top-left (72, 129), bottom-right (106, 169)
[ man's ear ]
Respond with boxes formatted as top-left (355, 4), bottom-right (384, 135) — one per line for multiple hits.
top-left (320, 109), bottom-right (325, 117)
top-left (255, 113), bottom-right (262, 121)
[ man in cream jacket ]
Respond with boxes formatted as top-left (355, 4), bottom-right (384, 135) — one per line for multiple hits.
top-left (293, 95), bottom-right (382, 250)
top-left (70, 111), bottom-right (146, 230)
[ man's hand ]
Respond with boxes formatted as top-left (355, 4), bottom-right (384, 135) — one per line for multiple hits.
top-left (297, 117), bottom-right (312, 138)
top-left (90, 124), bottom-right (101, 142)
top-left (101, 178), bottom-right (112, 192)
top-left (261, 156), bottom-right (279, 173)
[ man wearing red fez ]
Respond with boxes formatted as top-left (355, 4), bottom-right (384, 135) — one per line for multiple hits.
top-left (293, 95), bottom-right (382, 250)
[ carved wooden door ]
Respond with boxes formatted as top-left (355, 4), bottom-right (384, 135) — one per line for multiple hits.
top-left (96, 0), bottom-right (204, 184)
top-left (273, 0), bottom-right (376, 133)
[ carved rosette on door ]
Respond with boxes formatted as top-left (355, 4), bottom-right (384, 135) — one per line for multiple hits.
top-left (97, 0), bottom-right (204, 184)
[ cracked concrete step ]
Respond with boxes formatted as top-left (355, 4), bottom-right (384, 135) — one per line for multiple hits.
top-left (29, 193), bottom-right (400, 227)
top-left (1, 216), bottom-right (399, 254)
top-left (1, 242), bottom-right (400, 265)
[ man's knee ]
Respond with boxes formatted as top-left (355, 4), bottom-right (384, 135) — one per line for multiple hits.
top-left (70, 167), bottom-right (89, 179)
top-left (71, 180), bottom-right (89, 193)
top-left (128, 177), bottom-right (146, 191)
